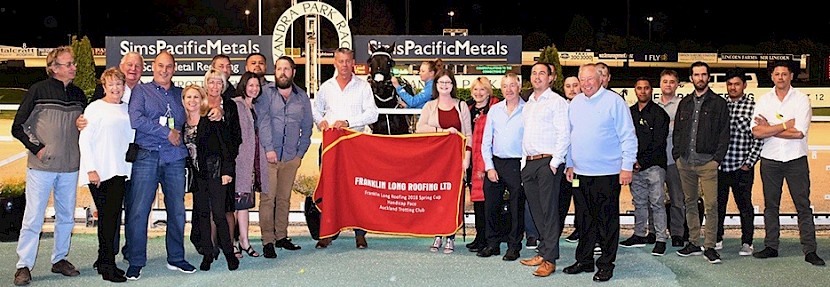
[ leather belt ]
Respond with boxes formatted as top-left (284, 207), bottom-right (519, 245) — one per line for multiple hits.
top-left (526, 154), bottom-right (552, 161)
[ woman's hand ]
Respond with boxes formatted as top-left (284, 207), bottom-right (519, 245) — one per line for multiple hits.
top-left (88, 171), bottom-right (101, 187)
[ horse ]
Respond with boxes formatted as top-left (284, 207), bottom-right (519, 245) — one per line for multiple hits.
top-left (366, 43), bottom-right (411, 135)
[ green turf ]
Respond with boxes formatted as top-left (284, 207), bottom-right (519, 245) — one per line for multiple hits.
top-left (0, 88), bottom-right (26, 104)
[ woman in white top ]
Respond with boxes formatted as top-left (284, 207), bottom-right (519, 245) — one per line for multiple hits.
top-left (78, 67), bottom-right (134, 283)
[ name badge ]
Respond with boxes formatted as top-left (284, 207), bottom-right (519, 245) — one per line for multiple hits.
top-left (572, 178), bottom-right (580, 188)
top-left (159, 116), bottom-right (168, 126)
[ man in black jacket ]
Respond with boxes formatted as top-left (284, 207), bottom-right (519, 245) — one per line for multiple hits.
top-left (672, 61), bottom-right (730, 264)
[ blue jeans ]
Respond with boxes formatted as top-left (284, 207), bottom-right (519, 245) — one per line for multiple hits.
top-left (125, 149), bottom-right (187, 267)
top-left (16, 169), bottom-right (78, 269)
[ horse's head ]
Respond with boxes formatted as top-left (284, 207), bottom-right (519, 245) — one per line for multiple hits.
top-left (368, 42), bottom-right (395, 84)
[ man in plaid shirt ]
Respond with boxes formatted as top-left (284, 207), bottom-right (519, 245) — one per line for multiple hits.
top-left (715, 69), bottom-right (762, 256)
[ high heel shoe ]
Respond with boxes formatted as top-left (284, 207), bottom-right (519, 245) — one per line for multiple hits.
top-left (239, 242), bottom-right (260, 257)
top-left (226, 253), bottom-right (240, 271)
top-left (200, 254), bottom-right (213, 271)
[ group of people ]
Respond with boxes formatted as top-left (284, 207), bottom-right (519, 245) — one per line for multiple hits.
top-left (8, 44), bottom-right (824, 286)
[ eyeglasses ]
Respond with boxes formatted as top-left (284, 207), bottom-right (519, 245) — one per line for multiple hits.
top-left (54, 61), bottom-right (77, 67)
top-left (437, 80), bottom-right (453, 85)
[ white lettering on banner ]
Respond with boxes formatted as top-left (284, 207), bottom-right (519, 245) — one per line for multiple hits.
top-left (272, 2), bottom-right (352, 60)
top-left (677, 52), bottom-right (718, 62)
top-left (118, 39), bottom-right (261, 56)
top-left (393, 40), bottom-right (509, 57)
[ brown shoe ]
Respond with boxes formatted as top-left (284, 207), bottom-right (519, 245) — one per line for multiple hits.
top-left (532, 261), bottom-right (556, 277)
top-left (315, 238), bottom-right (333, 249)
top-left (520, 255), bottom-right (545, 266)
top-left (14, 267), bottom-right (31, 286)
top-left (355, 235), bottom-right (368, 249)
top-left (51, 259), bottom-right (80, 277)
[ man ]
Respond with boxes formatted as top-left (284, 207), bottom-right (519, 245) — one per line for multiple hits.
top-left (312, 47), bottom-right (378, 249)
top-left (245, 52), bottom-right (269, 85)
top-left (672, 61), bottom-right (729, 264)
top-left (595, 62), bottom-right (611, 89)
top-left (11, 46), bottom-right (86, 286)
top-left (124, 51), bottom-right (196, 279)
top-left (256, 56), bottom-right (313, 258)
top-left (563, 63), bottom-right (637, 282)
top-left (514, 64), bottom-right (569, 278)
top-left (478, 73), bottom-right (525, 261)
top-left (751, 61), bottom-right (825, 266)
top-left (716, 69), bottom-right (762, 256)
top-left (90, 52), bottom-right (144, 103)
top-left (560, 75), bottom-right (581, 243)
top-left (655, 69), bottom-right (687, 247)
top-left (211, 54), bottom-right (236, 100)
top-left (619, 78), bottom-right (670, 256)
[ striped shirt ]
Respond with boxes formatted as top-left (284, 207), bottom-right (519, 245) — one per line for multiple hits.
top-left (313, 74), bottom-right (379, 132)
top-left (522, 88), bottom-right (570, 168)
top-left (720, 94), bottom-right (762, 172)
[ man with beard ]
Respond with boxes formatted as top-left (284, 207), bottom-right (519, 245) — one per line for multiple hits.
top-left (672, 61), bottom-right (729, 264)
top-left (245, 52), bottom-right (269, 85)
top-left (255, 56), bottom-right (313, 257)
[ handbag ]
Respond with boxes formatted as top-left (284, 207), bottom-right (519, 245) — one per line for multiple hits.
top-left (125, 130), bottom-right (138, 162)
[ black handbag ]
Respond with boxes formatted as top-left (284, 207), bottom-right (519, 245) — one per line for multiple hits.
top-left (125, 143), bottom-right (139, 162)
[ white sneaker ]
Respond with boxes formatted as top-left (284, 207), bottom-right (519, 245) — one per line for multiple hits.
top-left (738, 243), bottom-right (753, 256)
top-left (430, 237), bottom-right (442, 252)
top-left (715, 241), bottom-right (723, 250)
top-left (443, 238), bottom-right (455, 254)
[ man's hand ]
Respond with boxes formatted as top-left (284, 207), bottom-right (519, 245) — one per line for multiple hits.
top-left (168, 129), bottom-right (181, 146)
top-left (266, 151), bottom-right (277, 164)
top-left (332, 120), bottom-right (349, 129)
top-left (785, 118), bottom-right (795, 130)
top-left (740, 165), bottom-right (750, 171)
top-left (486, 169), bottom-right (499, 182)
top-left (221, 175), bottom-right (233, 185)
top-left (550, 165), bottom-right (558, 175)
top-left (88, 171), bottom-right (101, 187)
top-left (318, 120), bottom-right (329, 131)
top-left (445, 127), bottom-right (459, 134)
top-left (566, 167), bottom-right (574, 182)
top-left (208, 107), bottom-right (224, 121)
top-left (754, 114), bottom-right (770, 126)
top-left (76, 114), bottom-right (88, 131)
top-left (620, 170), bottom-right (633, 185)
top-left (36, 147), bottom-right (46, 160)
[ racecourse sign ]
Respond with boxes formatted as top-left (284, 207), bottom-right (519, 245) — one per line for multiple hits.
top-left (353, 35), bottom-right (522, 64)
top-left (271, 1), bottom-right (352, 61)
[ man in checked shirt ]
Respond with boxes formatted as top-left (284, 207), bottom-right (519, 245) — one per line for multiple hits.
top-left (714, 69), bottom-right (762, 257)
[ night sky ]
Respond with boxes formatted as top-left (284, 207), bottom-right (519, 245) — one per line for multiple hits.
top-left (1, 0), bottom-right (828, 49)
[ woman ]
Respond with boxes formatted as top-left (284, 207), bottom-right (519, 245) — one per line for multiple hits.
top-left (204, 68), bottom-right (242, 258)
top-left (79, 67), bottom-right (133, 282)
top-left (465, 77), bottom-right (501, 252)
top-left (183, 85), bottom-right (239, 271)
top-left (391, 59), bottom-right (442, 108)
top-left (415, 69), bottom-right (472, 254)
top-left (231, 72), bottom-right (269, 257)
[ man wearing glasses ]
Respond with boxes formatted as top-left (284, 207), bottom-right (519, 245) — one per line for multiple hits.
top-left (12, 46), bottom-right (87, 286)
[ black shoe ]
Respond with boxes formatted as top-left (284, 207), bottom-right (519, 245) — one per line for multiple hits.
top-left (467, 242), bottom-right (485, 253)
top-left (100, 264), bottom-right (127, 283)
top-left (276, 237), bottom-right (302, 251)
top-left (565, 232), bottom-right (580, 243)
top-left (593, 269), bottom-right (614, 282)
top-left (226, 254), bottom-right (239, 271)
top-left (502, 249), bottom-right (520, 261)
top-left (805, 252), bottom-right (825, 266)
top-left (651, 241), bottom-right (666, 256)
top-left (752, 247), bottom-right (779, 259)
top-left (525, 237), bottom-right (538, 250)
top-left (476, 246), bottom-right (500, 257)
top-left (14, 267), bottom-right (31, 286)
top-left (51, 259), bottom-right (80, 277)
top-left (263, 243), bottom-right (277, 259)
top-left (671, 236), bottom-right (684, 247)
top-left (465, 240), bottom-right (481, 249)
top-left (645, 233), bottom-right (656, 244)
top-left (619, 235), bottom-right (648, 248)
top-left (676, 243), bottom-right (703, 257)
top-left (563, 262), bottom-right (595, 274)
top-left (200, 255), bottom-right (213, 271)
top-left (704, 248), bottom-right (721, 264)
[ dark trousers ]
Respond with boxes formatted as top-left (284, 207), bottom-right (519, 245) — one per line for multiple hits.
top-left (193, 178), bottom-right (234, 257)
top-left (484, 157), bottom-right (524, 250)
top-left (523, 159), bottom-right (564, 262)
top-left (716, 168), bottom-right (755, 245)
top-left (558, 174), bottom-right (579, 236)
top-left (89, 176), bottom-right (127, 265)
top-left (760, 156), bottom-right (817, 254)
top-left (472, 201), bottom-right (486, 244)
top-left (573, 174), bottom-right (620, 270)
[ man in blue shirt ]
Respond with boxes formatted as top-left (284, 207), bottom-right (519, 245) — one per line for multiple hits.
top-left (124, 51), bottom-right (194, 279)
top-left (563, 63), bottom-right (638, 282)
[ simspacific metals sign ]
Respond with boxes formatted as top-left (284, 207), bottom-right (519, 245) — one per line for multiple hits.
top-left (105, 36), bottom-right (271, 76)
top-left (353, 35), bottom-right (522, 64)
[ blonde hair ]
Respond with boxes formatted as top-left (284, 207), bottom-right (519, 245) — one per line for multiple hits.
top-left (46, 46), bottom-right (73, 77)
top-left (100, 67), bottom-right (126, 86)
top-left (204, 68), bottom-right (227, 93)
top-left (471, 76), bottom-right (493, 95)
top-left (182, 85), bottom-right (211, 117)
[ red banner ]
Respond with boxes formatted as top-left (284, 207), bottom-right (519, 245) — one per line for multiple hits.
top-left (314, 129), bottom-right (465, 238)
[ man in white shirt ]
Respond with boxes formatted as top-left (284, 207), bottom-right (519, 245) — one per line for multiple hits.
top-left (313, 47), bottom-right (378, 249)
top-left (750, 61), bottom-right (824, 266)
